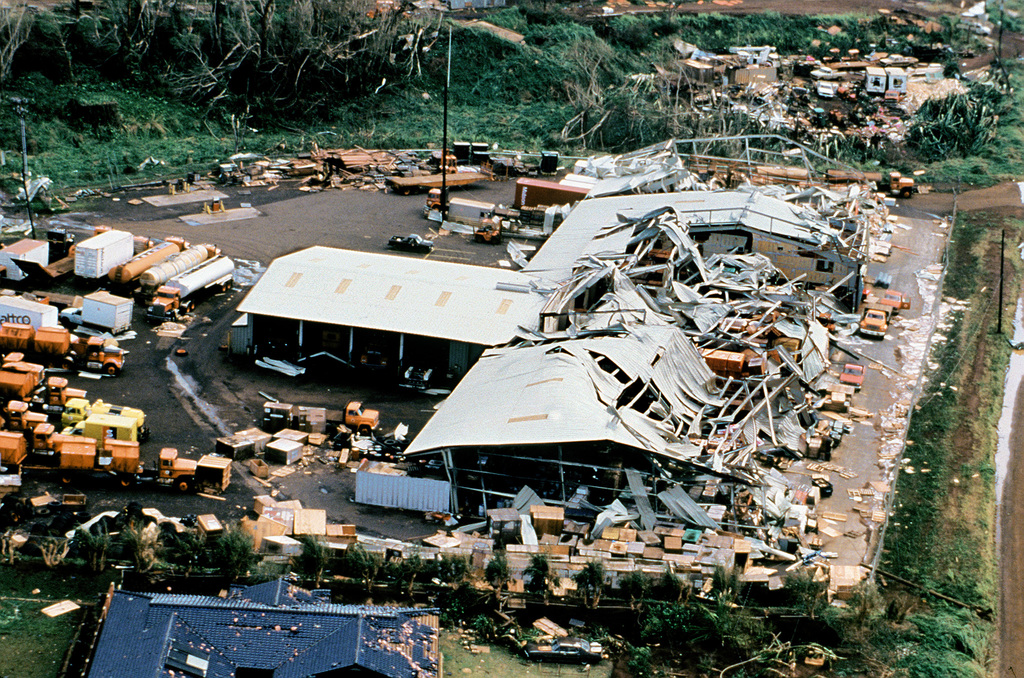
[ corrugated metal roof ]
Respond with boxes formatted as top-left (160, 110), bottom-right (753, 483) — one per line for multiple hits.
top-left (237, 246), bottom-right (547, 346)
top-left (405, 325), bottom-right (721, 456)
top-left (524, 189), bottom-right (840, 284)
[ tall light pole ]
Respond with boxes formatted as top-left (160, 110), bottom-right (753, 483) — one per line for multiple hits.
top-left (10, 98), bottom-right (36, 240)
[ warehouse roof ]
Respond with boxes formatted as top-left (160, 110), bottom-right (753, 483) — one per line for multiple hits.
top-left (405, 324), bottom-right (724, 459)
top-left (523, 189), bottom-right (847, 284)
top-left (237, 246), bottom-right (547, 346)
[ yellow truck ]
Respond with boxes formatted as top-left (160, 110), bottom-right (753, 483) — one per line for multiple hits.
top-left (63, 412), bottom-right (140, 443)
top-left (61, 398), bottom-right (149, 441)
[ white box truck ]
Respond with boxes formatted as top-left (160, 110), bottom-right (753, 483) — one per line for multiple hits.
top-left (59, 291), bottom-right (134, 333)
top-left (74, 230), bottom-right (134, 279)
top-left (0, 296), bottom-right (59, 328)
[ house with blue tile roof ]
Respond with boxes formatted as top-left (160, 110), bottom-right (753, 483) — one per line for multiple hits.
top-left (87, 580), bottom-right (439, 678)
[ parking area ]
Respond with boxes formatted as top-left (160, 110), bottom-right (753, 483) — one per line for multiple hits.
top-left (12, 178), bottom-right (956, 569)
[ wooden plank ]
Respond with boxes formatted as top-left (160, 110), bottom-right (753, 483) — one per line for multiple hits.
top-left (41, 600), bottom-right (80, 617)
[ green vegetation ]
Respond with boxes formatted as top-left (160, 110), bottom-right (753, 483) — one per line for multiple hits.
top-left (0, 4), bottom-right (1005, 195)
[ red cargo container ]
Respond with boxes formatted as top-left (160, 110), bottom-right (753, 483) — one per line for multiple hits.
top-left (514, 178), bottom-right (590, 209)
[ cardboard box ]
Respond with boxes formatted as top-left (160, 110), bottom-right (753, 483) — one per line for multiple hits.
top-left (266, 438), bottom-right (303, 465)
top-left (529, 505), bottom-right (564, 537)
top-left (197, 514), bottom-right (223, 537)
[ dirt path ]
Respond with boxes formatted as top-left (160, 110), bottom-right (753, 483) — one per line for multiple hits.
top-left (1003, 373), bottom-right (1024, 678)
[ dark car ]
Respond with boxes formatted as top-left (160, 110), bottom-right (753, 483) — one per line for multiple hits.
top-left (387, 234), bottom-right (434, 253)
top-left (524, 638), bottom-right (603, 664)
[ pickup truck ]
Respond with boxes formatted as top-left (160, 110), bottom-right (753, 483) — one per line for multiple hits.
top-left (859, 303), bottom-right (890, 338)
top-left (866, 288), bottom-right (911, 313)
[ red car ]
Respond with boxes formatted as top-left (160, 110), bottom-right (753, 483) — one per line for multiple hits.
top-left (839, 363), bottom-right (866, 389)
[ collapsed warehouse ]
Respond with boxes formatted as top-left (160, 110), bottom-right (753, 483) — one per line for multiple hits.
top-left (386, 174), bottom-right (886, 593)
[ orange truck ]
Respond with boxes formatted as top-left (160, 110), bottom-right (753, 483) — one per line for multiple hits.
top-left (859, 303), bottom-right (891, 338)
top-left (0, 323), bottom-right (125, 376)
top-left (155, 448), bottom-right (232, 493)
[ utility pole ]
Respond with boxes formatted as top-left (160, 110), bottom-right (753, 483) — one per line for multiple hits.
top-left (440, 28), bottom-right (451, 223)
top-left (999, 229), bottom-right (1005, 335)
top-left (10, 98), bottom-right (36, 240)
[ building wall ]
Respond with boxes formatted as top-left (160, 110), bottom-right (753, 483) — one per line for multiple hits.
top-left (236, 312), bottom-right (490, 380)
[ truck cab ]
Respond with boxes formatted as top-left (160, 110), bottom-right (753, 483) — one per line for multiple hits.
top-left (146, 286), bottom-right (193, 323)
top-left (68, 336), bottom-right (124, 376)
top-left (345, 401), bottom-right (379, 434)
top-left (157, 448), bottom-right (231, 493)
top-left (859, 304), bottom-right (890, 338)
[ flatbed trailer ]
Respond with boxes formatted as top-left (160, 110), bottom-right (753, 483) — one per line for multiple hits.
top-left (387, 172), bottom-right (490, 195)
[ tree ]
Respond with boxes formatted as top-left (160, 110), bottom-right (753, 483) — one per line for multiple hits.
top-left (214, 525), bottom-right (260, 581)
top-left (620, 570), bottom-right (651, 610)
top-left (0, 6), bottom-right (33, 85)
top-left (783, 569), bottom-right (828, 619)
top-left (122, 522), bottom-right (161, 573)
top-left (345, 544), bottom-right (383, 591)
top-left (167, 530), bottom-right (206, 577)
top-left (394, 552), bottom-right (424, 596)
top-left (77, 527), bottom-right (111, 574)
top-left (435, 554), bottom-right (469, 587)
top-left (293, 535), bottom-right (331, 588)
top-left (572, 560), bottom-right (605, 608)
top-left (653, 566), bottom-right (686, 603)
top-left (38, 537), bottom-right (69, 569)
top-left (485, 553), bottom-right (510, 600)
top-left (524, 553), bottom-right (550, 598)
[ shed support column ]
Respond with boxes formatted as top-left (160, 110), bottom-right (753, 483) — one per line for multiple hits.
top-left (399, 333), bottom-right (405, 364)
top-left (348, 327), bottom-right (354, 362)
top-left (298, 321), bottom-right (304, 353)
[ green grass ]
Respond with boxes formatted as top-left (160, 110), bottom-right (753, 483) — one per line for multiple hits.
top-left (0, 562), bottom-right (118, 678)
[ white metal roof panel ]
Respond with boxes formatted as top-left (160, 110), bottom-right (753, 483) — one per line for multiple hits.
top-left (236, 246), bottom-right (546, 346)
top-left (525, 190), bottom-right (836, 284)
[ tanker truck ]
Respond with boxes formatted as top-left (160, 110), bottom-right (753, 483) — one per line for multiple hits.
top-left (146, 255), bottom-right (234, 323)
top-left (138, 244), bottom-right (218, 295)
top-left (107, 237), bottom-right (185, 286)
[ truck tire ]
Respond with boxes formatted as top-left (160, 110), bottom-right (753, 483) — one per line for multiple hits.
top-left (176, 477), bottom-right (193, 493)
top-left (105, 363), bottom-right (121, 377)
top-left (900, 187), bottom-right (913, 199)
top-left (62, 357), bottom-right (76, 370)
top-left (119, 476), bottom-right (134, 488)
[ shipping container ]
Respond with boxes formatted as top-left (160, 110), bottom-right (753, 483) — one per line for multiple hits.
top-left (0, 296), bottom-right (59, 328)
top-left (355, 462), bottom-right (450, 512)
top-left (0, 239), bottom-right (49, 282)
top-left (74, 230), bottom-right (134, 279)
top-left (80, 292), bottom-right (134, 333)
top-left (514, 178), bottom-right (591, 209)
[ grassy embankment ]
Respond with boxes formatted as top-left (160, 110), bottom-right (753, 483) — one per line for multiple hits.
top-left (873, 205), bottom-right (1024, 673)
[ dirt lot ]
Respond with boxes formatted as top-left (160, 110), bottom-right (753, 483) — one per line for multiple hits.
top-left (16, 177), bottom-right (519, 538)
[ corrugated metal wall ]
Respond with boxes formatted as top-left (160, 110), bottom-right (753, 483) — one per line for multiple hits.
top-left (355, 471), bottom-right (451, 512)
